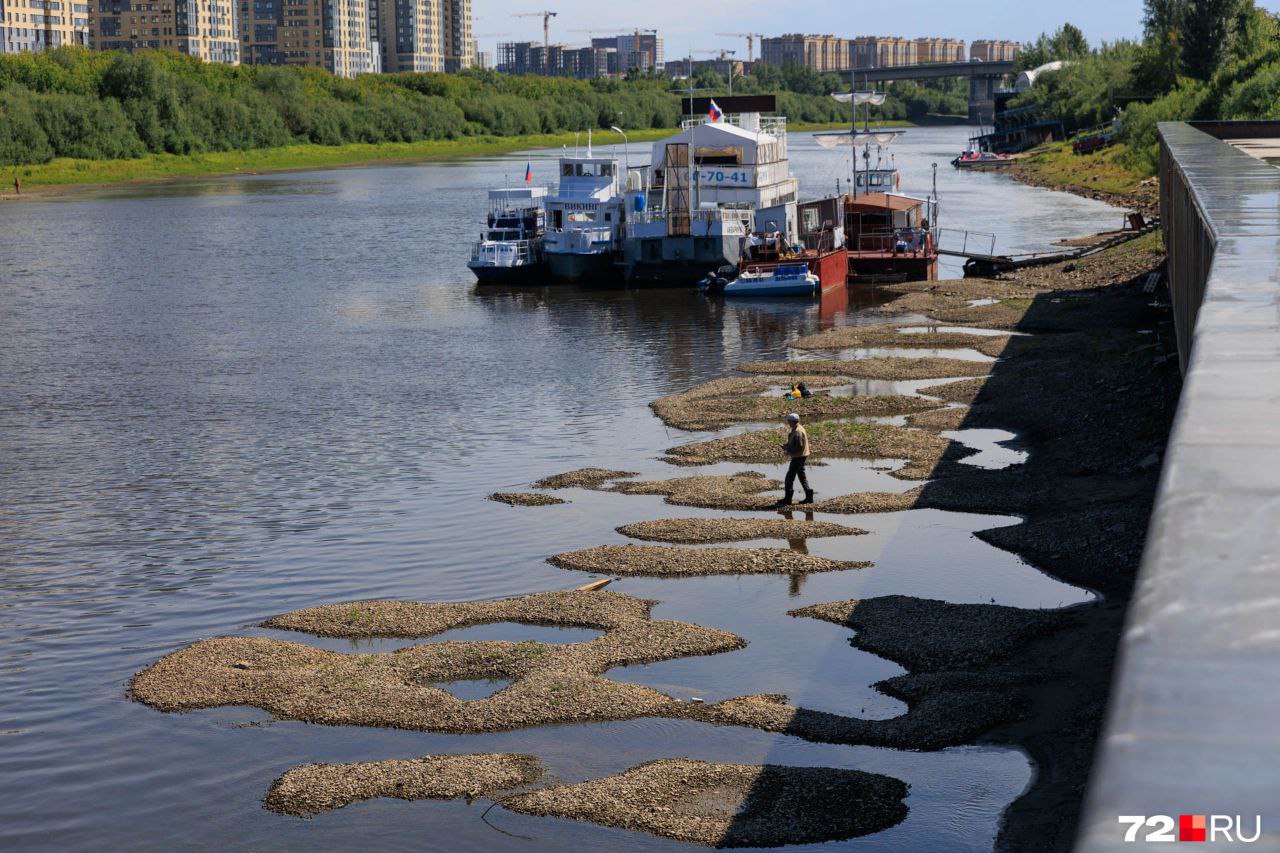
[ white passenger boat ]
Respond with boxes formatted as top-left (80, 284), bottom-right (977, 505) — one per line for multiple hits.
top-left (722, 262), bottom-right (820, 297)
top-left (620, 95), bottom-right (800, 286)
top-left (544, 134), bottom-right (627, 283)
top-left (468, 187), bottom-right (548, 284)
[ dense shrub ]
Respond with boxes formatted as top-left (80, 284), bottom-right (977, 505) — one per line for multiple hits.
top-left (0, 47), bottom-right (935, 166)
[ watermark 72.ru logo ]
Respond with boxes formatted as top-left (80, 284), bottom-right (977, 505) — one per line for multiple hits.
top-left (1119, 815), bottom-right (1262, 843)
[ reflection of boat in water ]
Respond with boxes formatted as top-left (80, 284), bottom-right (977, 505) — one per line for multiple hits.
top-left (724, 262), bottom-right (820, 297)
top-left (468, 187), bottom-right (548, 284)
top-left (951, 149), bottom-right (1014, 169)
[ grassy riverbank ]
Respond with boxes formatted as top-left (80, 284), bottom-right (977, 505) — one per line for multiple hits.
top-left (0, 120), bottom-right (919, 197)
top-left (1008, 142), bottom-right (1157, 215)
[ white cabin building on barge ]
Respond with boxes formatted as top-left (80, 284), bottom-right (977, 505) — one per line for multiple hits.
top-left (543, 153), bottom-right (627, 283)
top-left (620, 107), bottom-right (800, 286)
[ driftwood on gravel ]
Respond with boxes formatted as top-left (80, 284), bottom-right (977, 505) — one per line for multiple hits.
top-left (502, 759), bottom-right (909, 848)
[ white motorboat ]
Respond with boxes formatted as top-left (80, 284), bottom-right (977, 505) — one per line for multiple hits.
top-left (468, 187), bottom-right (548, 284)
top-left (722, 262), bottom-right (819, 297)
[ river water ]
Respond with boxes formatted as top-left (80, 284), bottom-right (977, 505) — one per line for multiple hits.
top-left (0, 127), bottom-right (1121, 852)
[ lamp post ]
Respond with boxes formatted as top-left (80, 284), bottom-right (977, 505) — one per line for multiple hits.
top-left (609, 125), bottom-right (630, 180)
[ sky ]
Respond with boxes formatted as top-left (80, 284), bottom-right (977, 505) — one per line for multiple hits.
top-left (476, 0), bottom-right (1280, 62)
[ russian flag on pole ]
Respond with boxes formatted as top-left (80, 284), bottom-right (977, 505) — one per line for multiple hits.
top-left (524, 162), bottom-right (532, 183)
top-left (708, 99), bottom-right (723, 122)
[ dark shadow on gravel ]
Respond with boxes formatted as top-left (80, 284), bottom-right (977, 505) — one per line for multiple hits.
top-left (723, 239), bottom-right (1182, 852)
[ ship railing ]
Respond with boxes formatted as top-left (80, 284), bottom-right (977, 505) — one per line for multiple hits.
top-left (680, 115), bottom-right (787, 137)
top-left (853, 229), bottom-right (936, 257)
top-left (626, 206), bottom-right (753, 237)
top-left (471, 238), bottom-right (539, 264)
top-left (935, 228), bottom-right (996, 257)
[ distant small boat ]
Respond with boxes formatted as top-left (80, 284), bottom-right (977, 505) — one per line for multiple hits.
top-left (951, 150), bottom-right (1013, 169)
top-left (723, 262), bottom-right (820, 297)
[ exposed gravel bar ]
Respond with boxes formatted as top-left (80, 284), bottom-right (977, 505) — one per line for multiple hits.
top-left (788, 324), bottom-right (1012, 355)
top-left (616, 517), bottom-right (864, 544)
top-left (488, 492), bottom-right (567, 507)
top-left (132, 590), bottom-right (748, 733)
top-left (916, 378), bottom-right (986, 405)
top-left (502, 759), bottom-right (908, 848)
top-left (549, 544), bottom-right (869, 576)
top-left (665, 421), bottom-right (965, 480)
top-left (532, 468), bottom-right (638, 490)
top-left (904, 406), bottom-right (973, 431)
top-left (610, 472), bottom-right (785, 511)
top-left (652, 385), bottom-right (936, 432)
top-left (264, 753), bottom-right (541, 817)
top-left (737, 357), bottom-right (992, 380)
top-left (808, 486), bottom-right (925, 514)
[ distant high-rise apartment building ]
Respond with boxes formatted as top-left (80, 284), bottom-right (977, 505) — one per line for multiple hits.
top-left (913, 36), bottom-right (964, 64)
top-left (376, 0), bottom-right (441, 72)
top-left (970, 39), bottom-right (1019, 62)
top-left (91, 0), bottom-right (238, 62)
top-left (760, 33), bottom-right (849, 72)
top-left (440, 0), bottom-right (470, 71)
top-left (614, 31), bottom-right (660, 72)
top-left (1, 0), bottom-right (89, 53)
top-left (851, 36), bottom-right (916, 69)
top-left (236, 0), bottom-right (375, 76)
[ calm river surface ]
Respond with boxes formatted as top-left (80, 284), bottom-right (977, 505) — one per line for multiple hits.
top-left (0, 126), bottom-right (1120, 852)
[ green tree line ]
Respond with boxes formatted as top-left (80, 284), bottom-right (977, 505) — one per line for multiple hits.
top-left (0, 48), bottom-right (954, 168)
top-left (1011, 1), bottom-right (1280, 171)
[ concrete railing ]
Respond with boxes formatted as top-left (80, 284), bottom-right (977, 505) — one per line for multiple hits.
top-left (1076, 122), bottom-right (1280, 849)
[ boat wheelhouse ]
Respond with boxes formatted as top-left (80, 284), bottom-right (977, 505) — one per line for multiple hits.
top-left (543, 150), bottom-right (627, 283)
top-left (468, 186), bottom-right (549, 284)
top-left (732, 195), bottom-right (848, 292)
top-left (844, 192), bottom-right (939, 282)
top-left (620, 95), bottom-right (800, 286)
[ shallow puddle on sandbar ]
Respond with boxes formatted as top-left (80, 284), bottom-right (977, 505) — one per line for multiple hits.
top-left (896, 325), bottom-right (1029, 337)
top-left (433, 678), bottom-right (514, 700)
top-left (942, 428), bottom-right (1029, 470)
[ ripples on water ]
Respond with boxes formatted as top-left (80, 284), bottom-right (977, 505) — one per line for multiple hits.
top-left (0, 127), bottom-right (1120, 851)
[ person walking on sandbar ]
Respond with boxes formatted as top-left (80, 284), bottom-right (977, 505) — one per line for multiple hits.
top-left (775, 412), bottom-right (814, 506)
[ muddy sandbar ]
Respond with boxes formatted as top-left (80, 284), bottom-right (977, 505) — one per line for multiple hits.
top-left (549, 544), bottom-right (869, 576)
top-left (617, 517), bottom-right (864, 544)
top-left (488, 492), bottom-right (567, 507)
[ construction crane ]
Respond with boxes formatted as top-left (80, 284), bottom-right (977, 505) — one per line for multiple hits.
top-left (513, 10), bottom-right (558, 53)
top-left (715, 32), bottom-right (763, 63)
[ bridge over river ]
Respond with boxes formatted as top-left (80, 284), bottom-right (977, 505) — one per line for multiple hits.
top-left (840, 59), bottom-right (1016, 121)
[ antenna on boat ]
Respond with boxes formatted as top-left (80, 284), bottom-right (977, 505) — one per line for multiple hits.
top-left (587, 128), bottom-right (592, 157)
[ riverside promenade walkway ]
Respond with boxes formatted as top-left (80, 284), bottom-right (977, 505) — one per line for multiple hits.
top-left (1077, 121), bottom-right (1280, 849)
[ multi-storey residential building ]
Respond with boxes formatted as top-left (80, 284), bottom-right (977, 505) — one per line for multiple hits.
top-left (236, 0), bottom-right (374, 76)
top-left (851, 36), bottom-right (916, 69)
top-left (377, 0), bottom-right (440, 72)
top-left (440, 0), bottom-right (469, 71)
top-left (759, 33), bottom-right (848, 72)
top-left (970, 39), bottom-right (1019, 62)
top-left (913, 36), bottom-right (964, 64)
top-left (1, 0), bottom-right (90, 53)
top-left (614, 31), bottom-right (660, 72)
top-left (91, 0), bottom-right (238, 62)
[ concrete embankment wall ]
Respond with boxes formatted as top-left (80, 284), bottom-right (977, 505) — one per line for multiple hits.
top-left (1076, 122), bottom-right (1280, 849)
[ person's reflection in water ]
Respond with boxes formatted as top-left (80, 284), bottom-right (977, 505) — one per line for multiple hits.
top-left (778, 508), bottom-right (817, 596)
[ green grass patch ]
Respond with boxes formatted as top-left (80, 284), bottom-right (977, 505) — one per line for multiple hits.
top-left (5, 128), bottom-right (677, 191)
top-left (1018, 141), bottom-right (1150, 196)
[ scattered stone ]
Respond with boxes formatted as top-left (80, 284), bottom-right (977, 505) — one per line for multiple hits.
top-left (616, 517), bottom-right (864, 544)
top-left (610, 472), bottom-right (785, 511)
top-left (809, 487), bottom-right (925, 514)
top-left (532, 468), bottom-right (638, 490)
top-left (502, 759), bottom-right (909, 848)
top-left (549, 544), bottom-right (869, 576)
top-left (665, 421), bottom-right (965, 479)
top-left (738, 357), bottom-right (992, 379)
top-left (652, 382), bottom-right (936, 431)
top-left (488, 492), bottom-right (568, 507)
top-left (264, 753), bottom-right (541, 817)
top-left (918, 378), bottom-right (987, 405)
top-left (788, 323), bottom-right (1012, 354)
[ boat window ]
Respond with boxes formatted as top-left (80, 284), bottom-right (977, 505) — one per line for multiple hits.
top-left (562, 164), bottom-right (573, 177)
top-left (600, 164), bottom-right (614, 176)
top-left (568, 211), bottom-right (595, 222)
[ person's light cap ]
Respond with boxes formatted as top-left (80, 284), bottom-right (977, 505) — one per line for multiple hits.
top-left (786, 413), bottom-right (800, 422)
